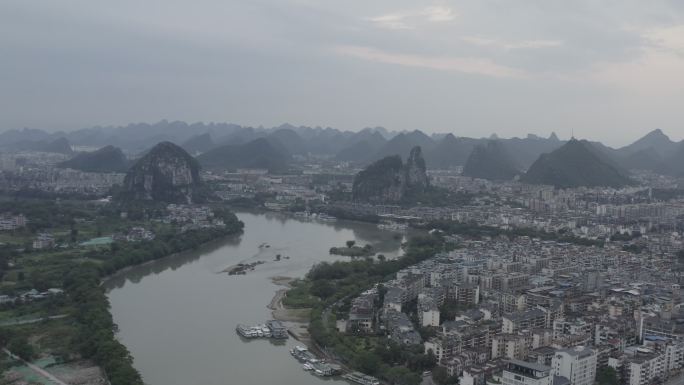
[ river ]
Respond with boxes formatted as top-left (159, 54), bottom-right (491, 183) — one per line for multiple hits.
top-left (105, 211), bottom-right (411, 385)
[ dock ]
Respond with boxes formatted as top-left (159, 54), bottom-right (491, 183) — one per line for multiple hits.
top-left (342, 371), bottom-right (381, 385)
top-left (235, 320), bottom-right (288, 339)
top-left (290, 345), bottom-right (341, 377)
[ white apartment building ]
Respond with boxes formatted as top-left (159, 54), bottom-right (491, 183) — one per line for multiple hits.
top-left (552, 346), bottom-right (597, 385)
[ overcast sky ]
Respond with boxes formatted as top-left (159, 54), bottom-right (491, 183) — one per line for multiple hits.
top-left (2, 0), bottom-right (684, 146)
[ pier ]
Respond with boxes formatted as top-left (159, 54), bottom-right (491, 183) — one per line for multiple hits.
top-left (235, 320), bottom-right (288, 339)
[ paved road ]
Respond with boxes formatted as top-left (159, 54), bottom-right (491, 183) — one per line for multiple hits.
top-left (3, 348), bottom-right (69, 385)
top-left (0, 314), bottom-right (67, 327)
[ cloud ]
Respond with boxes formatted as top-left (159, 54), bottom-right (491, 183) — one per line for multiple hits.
top-left (461, 36), bottom-right (563, 50)
top-left (367, 5), bottom-right (457, 30)
top-left (422, 6), bottom-right (457, 22)
top-left (367, 13), bottom-right (413, 30)
top-left (334, 45), bottom-right (525, 78)
top-left (644, 25), bottom-right (684, 55)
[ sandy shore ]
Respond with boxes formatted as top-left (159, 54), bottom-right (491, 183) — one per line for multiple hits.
top-left (268, 276), bottom-right (311, 343)
top-left (271, 276), bottom-right (296, 287)
top-left (267, 277), bottom-right (349, 372)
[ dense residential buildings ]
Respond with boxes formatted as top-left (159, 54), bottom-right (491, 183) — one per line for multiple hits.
top-left (340, 211), bottom-right (684, 385)
top-left (0, 213), bottom-right (26, 230)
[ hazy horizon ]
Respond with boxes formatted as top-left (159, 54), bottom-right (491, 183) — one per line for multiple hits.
top-left (2, 0), bottom-right (684, 147)
top-left (2, 120), bottom-right (681, 149)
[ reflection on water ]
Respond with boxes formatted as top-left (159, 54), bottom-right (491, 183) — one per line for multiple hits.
top-left (106, 211), bottom-right (413, 385)
top-left (105, 234), bottom-right (244, 290)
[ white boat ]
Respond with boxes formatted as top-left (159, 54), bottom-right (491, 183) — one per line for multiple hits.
top-left (303, 363), bottom-right (313, 371)
top-left (342, 372), bottom-right (381, 385)
top-left (316, 213), bottom-right (337, 222)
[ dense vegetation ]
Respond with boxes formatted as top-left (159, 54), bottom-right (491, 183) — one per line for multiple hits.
top-left (0, 197), bottom-right (244, 385)
top-left (0, 199), bottom-right (94, 233)
top-left (329, 241), bottom-right (374, 257)
top-left (98, 222), bottom-right (243, 276)
top-left (65, 265), bottom-right (144, 384)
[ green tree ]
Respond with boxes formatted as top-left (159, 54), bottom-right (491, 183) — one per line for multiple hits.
top-left (383, 366), bottom-right (421, 385)
top-left (8, 336), bottom-right (35, 361)
top-left (432, 366), bottom-right (448, 385)
top-left (596, 367), bottom-right (618, 385)
top-left (354, 351), bottom-right (381, 375)
top-left (310, 280), bottom-right (336, 300)
top-left (346, 240), bottom-right (356, 248)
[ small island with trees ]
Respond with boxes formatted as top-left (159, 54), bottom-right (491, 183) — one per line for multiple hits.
top-left (329, 240), bottom-right (375, 257)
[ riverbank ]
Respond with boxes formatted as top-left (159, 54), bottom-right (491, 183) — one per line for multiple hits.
top-left (81, 221), bottom-right (246, 385)
top-left (276, 234), bottom-right (446, 385)
top-left (101, 232), bottom-right (242, 284)
top-left (269, 276), bottom-right (311, 342)
top-left (105, 210), bottom-right (408, 385)
top-left (268, 277), bottom-right (352, 377)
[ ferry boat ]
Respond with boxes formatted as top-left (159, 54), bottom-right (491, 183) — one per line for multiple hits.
top-left (290, 345), bottom-right (314, 362)
top-left (266, 320), bottom-right (288, 339)
top-left (236, 322), bottom-right (283, 339)
top-left (236, 324), bottom-right (258, 338)
top-left (342, 372), bottom-right (381, 385)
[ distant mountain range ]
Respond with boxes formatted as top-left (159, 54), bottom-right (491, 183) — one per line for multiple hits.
top-left (1, 122), bottom-right (683, 180)
top-left (462, 141), bottom-right (521, 181)
top-left (196, 138), bottom-right (290, 173)
top-left (522, 139), bottom-right (634, 188)
top-left (58, 145), bottom-right (129, 173)
top-left (181, 133), bottom-right (214, 155)
top-left (8, 137), bottom-right (74, 155)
